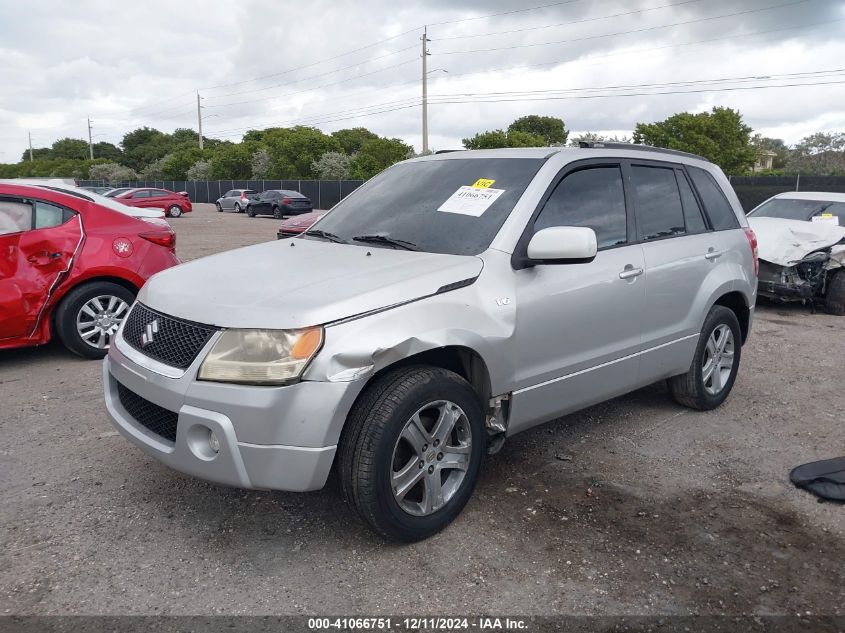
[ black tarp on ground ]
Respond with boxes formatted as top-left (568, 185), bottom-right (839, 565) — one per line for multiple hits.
top-left (790, 457), bottom-right (845, 503)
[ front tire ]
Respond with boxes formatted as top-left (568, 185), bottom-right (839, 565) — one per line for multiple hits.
top-left (246, 205), bottom-right (256, 217)
top-left (338, 366), bottom-right (485, 542)
top-left (54, 281), bottom-right (135, 359)
top-left (167, 205), bottom-right (182, 218)
top-left (825, 270), bottom-right (845, 315)
top-left (215, 202), bottom-right (222, 212)
top-left (668, 305), bottom-right (742, 410)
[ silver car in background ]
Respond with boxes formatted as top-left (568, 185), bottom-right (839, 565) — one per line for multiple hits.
top-left (215, 188), bottom-right (257, 213)
top-left (103, 144), bottom-right (758, 541)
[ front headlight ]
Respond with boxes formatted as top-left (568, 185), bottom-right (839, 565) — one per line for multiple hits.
top-left (198, 327), bottom-right (323, 385)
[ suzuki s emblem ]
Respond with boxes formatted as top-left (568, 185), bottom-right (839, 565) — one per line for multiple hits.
top-left (141, 320), bottom-right (159, 346)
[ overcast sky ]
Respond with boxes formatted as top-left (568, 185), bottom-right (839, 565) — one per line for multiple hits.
top-left (1, 0), bottom-right (844, 162)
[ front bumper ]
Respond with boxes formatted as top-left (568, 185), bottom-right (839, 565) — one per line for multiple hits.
top-left (102, 333), bottom-right (363, 491)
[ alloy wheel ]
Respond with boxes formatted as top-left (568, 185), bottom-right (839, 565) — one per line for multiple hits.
top-left (702, 324), bottom-right (735, 396)
top-left (390, 400), bottom-right (473, 516)
top-left (75, 295), bottom-right (130, 350)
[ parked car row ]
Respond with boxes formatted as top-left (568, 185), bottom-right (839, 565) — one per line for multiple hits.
top-left (215, 189), bottom-right (313, 218)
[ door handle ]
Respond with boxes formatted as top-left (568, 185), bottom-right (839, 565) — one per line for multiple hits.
top-left (618, 266), bottom-right (644, 280)
top-left (27, 251), bottom-right (63, 265)
top-left (705, 248), bottom-right (724, 260)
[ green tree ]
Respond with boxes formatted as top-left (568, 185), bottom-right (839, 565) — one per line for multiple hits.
top-left (187, 160), bottom-right (212, 180)
top-left (89, 162), bottom-right (138, 184)
top-left (508, 115), bottom-right (568, 145)
top-left (633, 106), bottom-right (756, 174)
top-left (568, 132), bottom-right (631, 146)
top-left (209, 143), bottom-right (254, 179)
top-left (159, 147), bottom-right (204, 179)
top-left (49, 138), bottom-right (90, 160)
top-left (785, 131), bottom-right (845, 175)
top-left (312, 151), bottom-right (352, 179)
top-left (121, 127), bottom-right (175, 171)
top-left (250, 148), bottom-right (272, 179)
top-left (462, 129), bottom-right (545, 149)
top-left (331, 127), bottom-right (379, 154)
top-left (92, 141), bottom-right (123, 161)
top-left (262, 126), bottom-right (342, 178)
top-left (349, 137), bottom-right (412, 179)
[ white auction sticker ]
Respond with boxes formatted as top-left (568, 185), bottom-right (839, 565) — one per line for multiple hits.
top-left (438, 186), bottom-right (505, 217)
top-left (811, 214), bottom-right (840, 225)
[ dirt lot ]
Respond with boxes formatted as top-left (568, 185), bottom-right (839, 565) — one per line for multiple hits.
top-left (1, 203), bottom-right (843, 616)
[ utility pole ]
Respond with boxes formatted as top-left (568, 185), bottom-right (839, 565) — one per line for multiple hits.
top-left (197, 92), bottom-right (204, 150)
top-left (421, 26), bottom-right (430, 154)
top-left (28, 131), bottom-right (33, 161)
top-left (87, 117), bottom-right (94, 159)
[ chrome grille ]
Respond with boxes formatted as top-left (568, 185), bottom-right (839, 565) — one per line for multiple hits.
top-left (122, 303), bottom-right (217, 369)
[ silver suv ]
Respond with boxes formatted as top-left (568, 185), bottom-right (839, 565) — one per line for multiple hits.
top-left (103, 144), bottom-right (758, 541)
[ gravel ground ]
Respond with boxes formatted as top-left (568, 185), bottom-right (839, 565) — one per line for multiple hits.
top-left (1, 203), bottom-right (843, 616)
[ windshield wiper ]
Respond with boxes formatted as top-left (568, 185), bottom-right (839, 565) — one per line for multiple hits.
top-left (304, 229), bottom-right (347, 244)
top-left (352, 234), bottom-right (421, 251)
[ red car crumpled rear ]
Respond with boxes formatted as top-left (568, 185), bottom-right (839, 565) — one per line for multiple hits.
top-left (0, 183), bottom-right (180, 358)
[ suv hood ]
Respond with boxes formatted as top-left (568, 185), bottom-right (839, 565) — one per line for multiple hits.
top-left (137, 238), bottom-right (483, 329)
top-left (748, 216), bottom-right (845, 266)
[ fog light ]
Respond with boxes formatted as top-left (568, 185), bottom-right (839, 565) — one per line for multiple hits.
top-left (208, 430), bottom-right (220, 453)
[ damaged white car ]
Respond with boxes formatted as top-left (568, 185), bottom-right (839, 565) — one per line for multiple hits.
top-left (747, 192), bottom-right (845, 315)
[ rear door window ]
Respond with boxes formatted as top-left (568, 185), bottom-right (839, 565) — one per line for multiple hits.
top-left (687, 167), bottom-right (740, 231)
top-left (630, 165), bottom-right (685, 240)
top-left (676, 169), bottom-right (709, 234)
top-left (534, 166), bottom-right (628, 249)
top-left (34, 201), bottom-right (68, 229)
top-left (130, 190), bottom-right (150, 199)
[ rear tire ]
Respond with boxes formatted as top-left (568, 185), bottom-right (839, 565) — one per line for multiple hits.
top-left (824, 270), bottom-right (845, 316)
top-left (167, 205), bottom-right (182, 218)
top-left (54, 281), bottom-right (136, 359)
top-left (668, 305), bottom-right (742, 410)
top-left (234, 203), bottom-right (242, 213)
top-left (273, 206), bottom-right (283, 219)
top-left (338, 366), bottom-right (485, 542)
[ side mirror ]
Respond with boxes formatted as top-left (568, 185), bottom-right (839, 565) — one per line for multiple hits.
top-left (526, 226), bottom-right (598, 263)
top-left (122, 193), bottom-right (133, 199)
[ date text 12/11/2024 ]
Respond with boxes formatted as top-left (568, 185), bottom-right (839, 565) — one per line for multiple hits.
top-left (307, 617), bottom-right (529, 630)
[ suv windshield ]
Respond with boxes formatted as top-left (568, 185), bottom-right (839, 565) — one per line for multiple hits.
top-left (307, 157), bottom-right (544, 255)
top-left (750, 198), bottom-right (845, 222)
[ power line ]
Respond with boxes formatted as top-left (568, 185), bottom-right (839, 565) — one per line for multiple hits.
top-left (434, 0), bottom-right (708, 40)
top-left (203, 58), bottom-right (417, 109)
top-left (204, 18), bottom-right (842, 135)
top-left (437, 0), bottom-right (808, 54)
top-left (205, 72), bottom-right (845, 136)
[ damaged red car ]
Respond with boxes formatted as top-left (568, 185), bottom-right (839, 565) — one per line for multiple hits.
top-left (0, 182), bottom-right (180, 358)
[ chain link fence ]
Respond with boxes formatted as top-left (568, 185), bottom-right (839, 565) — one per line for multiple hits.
top-left (80, 176), bottom-right (845, 213)
top-left (729, 175), bottom-right (845, 211)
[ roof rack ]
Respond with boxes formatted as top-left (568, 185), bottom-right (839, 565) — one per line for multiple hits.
top-left (578, 141), bottom-right (707, 162)
top-left (434, 149), bottom-right (464, 154)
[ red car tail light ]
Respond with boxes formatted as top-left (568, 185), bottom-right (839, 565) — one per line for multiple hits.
top-left (743, 227), bottom-right (758, 276)
top-left (241, 192), bottom-right (247, 200)
top-left (282, 197), bottom-right (292, 204)
top-left (139, 229), bottom-right (176, 250)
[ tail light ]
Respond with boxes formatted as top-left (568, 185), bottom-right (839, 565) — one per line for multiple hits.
top-left (139, 229), bottom-right (176, 251)
top-left (241, 192), bottom-right (247, 200)
top-left (743, 227), bottom-right (758, 276)
top-left (282, 197), bottom-right (292, 204)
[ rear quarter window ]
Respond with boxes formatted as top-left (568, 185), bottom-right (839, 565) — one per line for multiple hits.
top-left (687, 167), bottom-right (740, 231)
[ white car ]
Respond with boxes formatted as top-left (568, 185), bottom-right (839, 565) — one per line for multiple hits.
top-left (747, 191), bottom-right (845, 314)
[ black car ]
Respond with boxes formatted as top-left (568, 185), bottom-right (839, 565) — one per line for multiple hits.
top-left (247, 190), bottom-right (313, 218)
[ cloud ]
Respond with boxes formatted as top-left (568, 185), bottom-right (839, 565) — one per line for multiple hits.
top-left (1, 0), bottom-right (844, 160)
